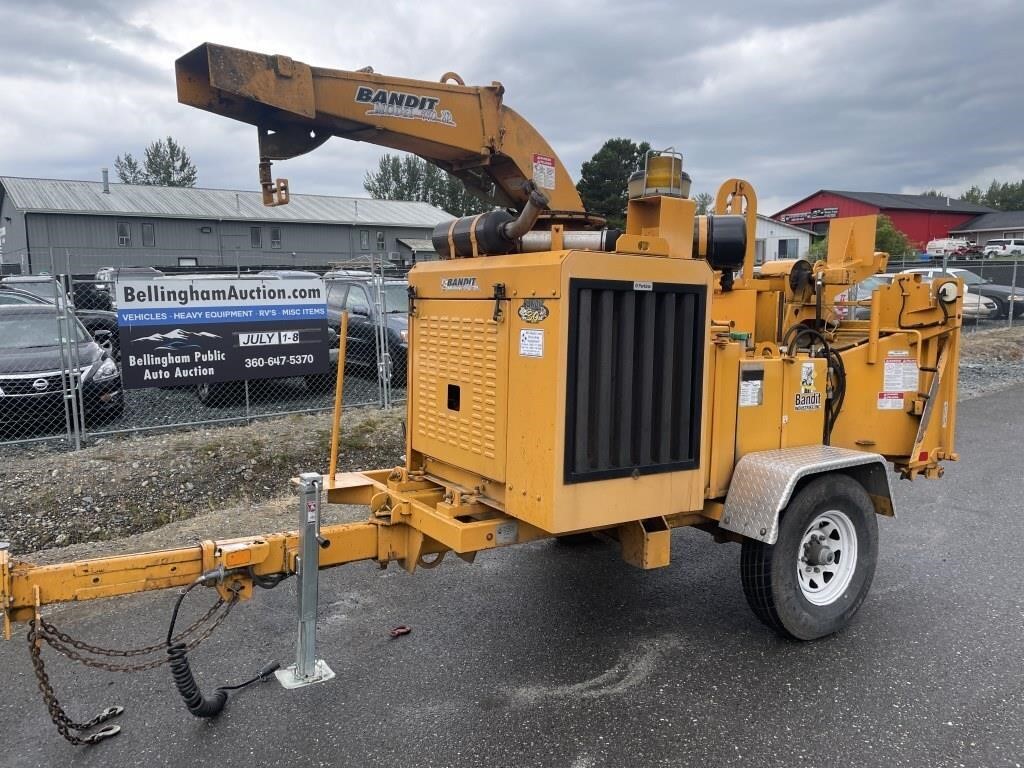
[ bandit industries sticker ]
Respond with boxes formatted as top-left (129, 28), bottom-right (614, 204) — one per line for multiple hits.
top-left (794, 361), bottom-right (822, 411)
top-left (116, 278), bottom-right (329, 389)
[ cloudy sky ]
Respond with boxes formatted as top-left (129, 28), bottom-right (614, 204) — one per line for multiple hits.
top-left (1, 0), bottom-right (1022, 214)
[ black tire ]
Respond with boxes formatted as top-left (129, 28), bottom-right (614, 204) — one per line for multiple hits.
top-left (740, 474), bottom-right (878, 640)
top-left (991, 298), bottom-right (1009, 319)
top-left (196, 381), bottom-right (242, 407)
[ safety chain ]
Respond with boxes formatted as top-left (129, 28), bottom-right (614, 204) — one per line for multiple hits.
top-left (27, 592), bottom-right (239, 745)
top-left (36, 598), bottom-right (235, 672)
top-left (28, 619), bottom-right (124, 746)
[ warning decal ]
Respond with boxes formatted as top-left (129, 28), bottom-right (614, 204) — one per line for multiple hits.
top-left (877, 392), bottom-right (904, 410)
top-left (532, 154), bottom-right (556, 190)
top-left (739, 366), bottom-right (764, 407)
top-left (883, 351), bottom-right (919, 392)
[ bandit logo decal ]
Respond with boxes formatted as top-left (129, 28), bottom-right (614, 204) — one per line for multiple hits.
top-left (795, 361), bottom-right (822, 410)
top-left (355, 87), bottom-right (456, 126)
top-left (440, 277), bottom-right (479, 291)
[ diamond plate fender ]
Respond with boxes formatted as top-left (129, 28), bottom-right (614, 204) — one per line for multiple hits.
top-left (719, 446), bottom-right (894, 544)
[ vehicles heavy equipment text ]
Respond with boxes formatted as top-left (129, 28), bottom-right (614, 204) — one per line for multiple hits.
top-left (1, 43), bottom-right (964, 745)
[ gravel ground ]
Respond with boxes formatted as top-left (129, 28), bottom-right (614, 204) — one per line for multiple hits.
top-left (953, 325), bottom-right (1024, 398)
top-left (0, 406), bottom-right (405, 554)
top-left (3, 326), bottom-right (1022, 559)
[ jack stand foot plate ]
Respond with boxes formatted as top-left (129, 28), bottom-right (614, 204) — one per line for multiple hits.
top-left (275, 659), bottom-right (335, 690)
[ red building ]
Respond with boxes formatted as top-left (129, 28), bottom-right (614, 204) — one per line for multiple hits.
top-left (772, 190), bottom-right (994, 249)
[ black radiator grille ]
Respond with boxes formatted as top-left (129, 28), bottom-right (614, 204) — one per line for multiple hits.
top-left (564, 279), bottom-right (706, 483)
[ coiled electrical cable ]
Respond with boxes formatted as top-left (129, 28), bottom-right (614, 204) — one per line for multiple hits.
top-left (165, 570), bottom-right (279, 719)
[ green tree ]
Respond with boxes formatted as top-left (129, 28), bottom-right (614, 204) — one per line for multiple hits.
top-left (115, 136), bottom-right (198, 187)
top-left (576, 138), bottom-right (651, 229)
top-left (363, 154), bottom-right (491, 217)
top-left (958, 179), bottom-right (1024, 211)
top-left (692, 191), bottom-right (714, 215)
top-left (961, 185), bottom-right (985, 204)
top-left (874, 214), bottom-right (911, 257)
top-left (808, 237), bottom-right (829, 260)
top-left (113, 153), bottom-right (145, 184)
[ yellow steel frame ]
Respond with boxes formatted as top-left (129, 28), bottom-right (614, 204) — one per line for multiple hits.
top-left (2, 468), bottom-right (726, 636)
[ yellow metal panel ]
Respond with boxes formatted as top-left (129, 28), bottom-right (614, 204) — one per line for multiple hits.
top-left (781, 357), bottom-right (827, 447)
top-left (754, 290), bottom-right (783, 343)
top-left (707, 342), bottom-right (741, 497)
top-left (411, 299), bottom-right (509, 482)
top-left (505, 296), bottom-right (560, 524)
top-left (711, 289), bottom-right (757, 337)
top-left (408, 250), bottom-right (564, 300)
top-left (735, 358), bottom-right (783, 457)
top-left (830, 335), bottom-right (922, 457)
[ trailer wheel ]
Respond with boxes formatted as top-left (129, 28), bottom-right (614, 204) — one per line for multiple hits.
top-left (740, 474), bottom-right (878, 640)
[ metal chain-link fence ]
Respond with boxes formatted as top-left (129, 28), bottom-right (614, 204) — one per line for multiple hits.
top-left (0, 254), bottom-right (408, 451)
top-left (4, 249), bottom-right (1020, 451)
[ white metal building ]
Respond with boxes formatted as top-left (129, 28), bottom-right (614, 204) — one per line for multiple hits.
top-left (0, 175), bottom-right (453, 275)
top-left (755, 215), bottom-right (813, 264)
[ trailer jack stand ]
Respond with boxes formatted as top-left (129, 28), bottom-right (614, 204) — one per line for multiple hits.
top-left (275, 473), bottom-right (335, 690)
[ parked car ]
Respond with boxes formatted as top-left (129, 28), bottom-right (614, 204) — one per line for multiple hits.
top-left (95, 266), bottom-right (165, 288)
top-left (256, 270), bottom-right (322, 280)
top-left (842, 274), bottom-right (895, 319)
top-left (0, 305), bottom-right (123, 436)
top-left (1, 275), bottom-right (114, 311)
top-left (0, 282), bottom-right (121, 358)
top-left (982, 239), bottom-right (1024, 258)
top-left (841, 272), bottom-right (997, 321)
top-left (900, 267), bottom-right (1024, 318)
top-left (325, 276), bottom-right (408, 386)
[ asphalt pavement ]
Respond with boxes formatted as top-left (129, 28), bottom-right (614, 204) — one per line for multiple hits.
top-left (1, 386), bottom-right (1022, 767)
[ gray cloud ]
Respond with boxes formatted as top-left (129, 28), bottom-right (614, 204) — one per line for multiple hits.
top-left (1, 0), bottom-right (1021, 217)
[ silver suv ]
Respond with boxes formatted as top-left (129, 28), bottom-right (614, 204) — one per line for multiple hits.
top-left (982, 238), bottom-right (1024, 257)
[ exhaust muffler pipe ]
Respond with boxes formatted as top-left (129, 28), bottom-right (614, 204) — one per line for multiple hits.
top-left (432, 182), bottom-right (550, 259)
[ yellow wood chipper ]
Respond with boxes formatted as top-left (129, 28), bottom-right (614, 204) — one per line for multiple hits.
top-left (0, 43), bottom-right (963, 745)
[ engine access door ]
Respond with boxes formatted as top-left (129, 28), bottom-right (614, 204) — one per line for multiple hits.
top-left (409, 298), bottom-right (510, 483)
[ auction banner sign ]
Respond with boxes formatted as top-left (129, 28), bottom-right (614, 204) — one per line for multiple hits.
top-left (116, 278), bottom-right (329, 389)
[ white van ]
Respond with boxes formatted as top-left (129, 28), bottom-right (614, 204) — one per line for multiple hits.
top-left (925, 238), bottom-right (970, 257)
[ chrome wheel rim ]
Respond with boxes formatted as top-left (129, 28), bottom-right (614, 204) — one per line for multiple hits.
top-left (797, 509), bottom-right (858, 606)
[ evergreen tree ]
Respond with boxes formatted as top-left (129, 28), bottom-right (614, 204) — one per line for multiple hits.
top-left (363, 154), bottom-right (491, 217)
top-left (576, 138), bottom-right (651, 229)
top-left (115, 137), bottom-right (198, 187)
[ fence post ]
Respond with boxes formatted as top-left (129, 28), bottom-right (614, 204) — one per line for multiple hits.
top-left (1010, 259), bottom-right (1018, 330)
